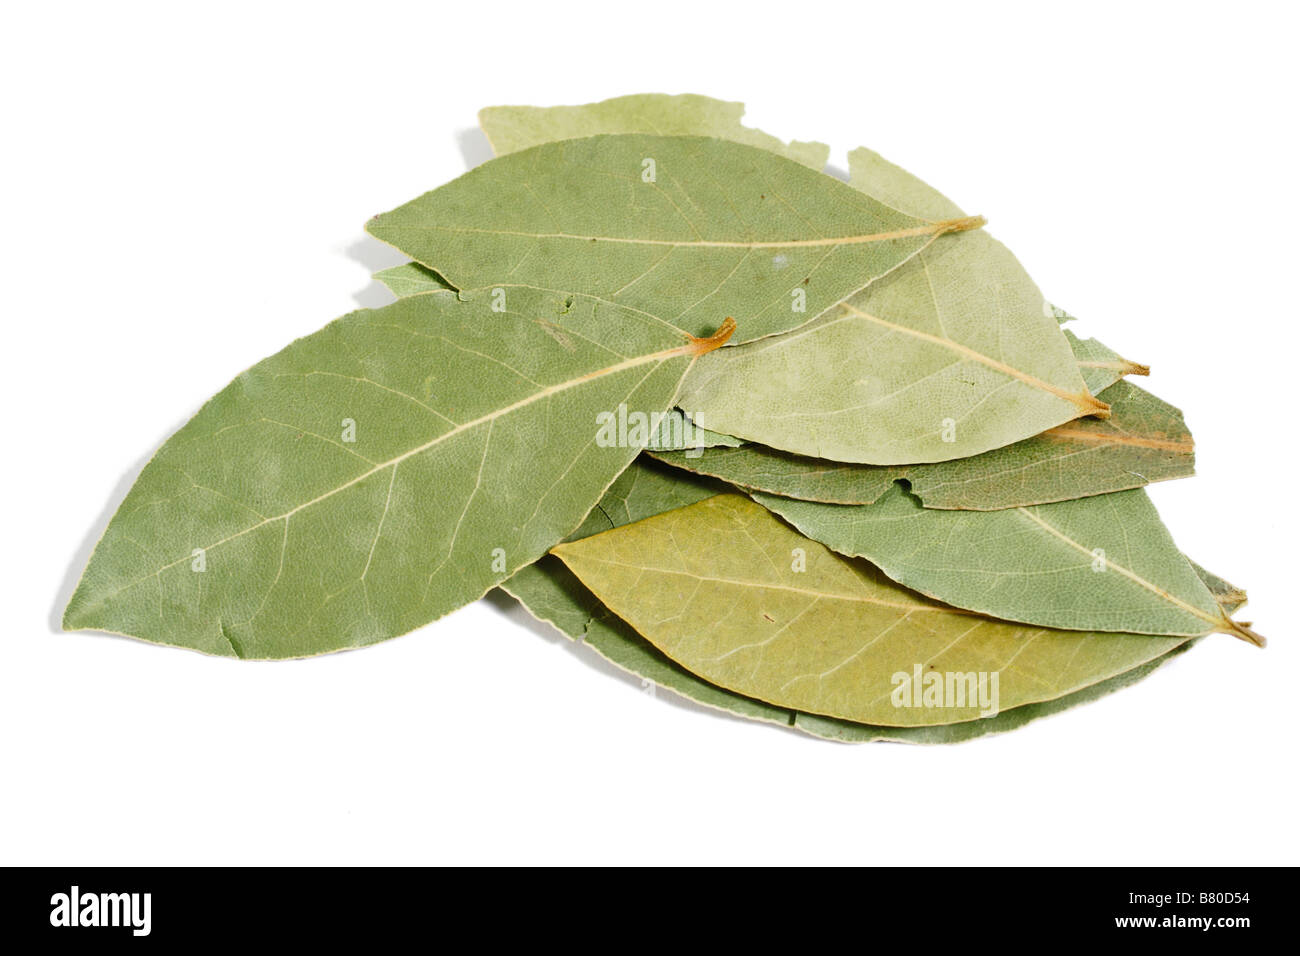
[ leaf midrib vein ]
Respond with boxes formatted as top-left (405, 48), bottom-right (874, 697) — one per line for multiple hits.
top-left (563, 555), bottom-right (969, 615)
top-left (1014, 507), bottom-right (1218, 631)
top-left (840, 302), bottom-right (1097, 412)
top-left (391, 222), bottom-right (946, 249)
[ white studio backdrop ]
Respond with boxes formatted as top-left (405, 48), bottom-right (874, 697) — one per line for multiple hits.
top-left (2, 1), bottom-right (1296, 865)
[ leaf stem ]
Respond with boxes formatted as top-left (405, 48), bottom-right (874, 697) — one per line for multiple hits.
top-left (689, 317), bottom-right (737, 355)
top-left (1222, 617), bottom-right (1267, 648)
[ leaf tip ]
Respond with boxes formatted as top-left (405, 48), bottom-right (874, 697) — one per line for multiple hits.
top-left (1122, 358), bottom-right (1152, 377)
top-left (60, 600), bottom-right (88, 634)
top-left (688, 317), bottom-right (737, 356)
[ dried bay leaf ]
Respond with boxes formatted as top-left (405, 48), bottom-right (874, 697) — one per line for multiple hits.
top-left (366, 134), bottom-right (982, 344)
top-left (508, 553), bottom-right (1203, 744)
top-left (1066, 328), bottom-right (1149, 395)
top-left (479, 93), bottom-right (830, 170)
top-left (63, 288), bottom-right (734, 657)
top-left (379, 94), bottom-right (825, 309)
top-left (668, 138), bottom-right (1107, 464)
top-left (467, 96), bottom-right (1130, 465)
top-left (552, 494), bottom-right (1198, 727)
top-left (903, 380), bottom-right (1190, 509)
top-left (653, 378), bottom-right (1194, 509)
top-left (510, 473), bottom-right (1247, 741)
top-left (676, 221), bottom-right (1106, 464)
top-left (849, 149), bottom-right (1149, 400)
top-left (752, 485), bottom-right (1262, 643)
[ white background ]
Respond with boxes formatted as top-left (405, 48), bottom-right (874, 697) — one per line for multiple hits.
top-left (3, 1), bottom-right (1297, 866)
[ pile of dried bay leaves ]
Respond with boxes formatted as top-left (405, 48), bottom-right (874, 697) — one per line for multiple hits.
top-left (65, 95), bottom-right (1264, 743)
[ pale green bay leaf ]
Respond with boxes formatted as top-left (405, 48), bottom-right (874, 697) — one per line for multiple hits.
top-left (677, 228), bottom-right (1106, 464)
top-left (752, 485), bottom-right (1258, 641)
top-left (366, 134), bottom-right (980, 344)
top-left (652, 378), bottom-right (1194, 509)
top-left (1066, 328), bottom-right (1150, 395)
top-left (664, 140), bottom-right (1103, 464)
top-left (479, 93), bottom-right (830, 170)
top-left (552, 494), bottom-right (1190, 727)
top-left (64, 288), bottom-right (716, 658)
top-left (849, 149), bottom-right (1148, 401)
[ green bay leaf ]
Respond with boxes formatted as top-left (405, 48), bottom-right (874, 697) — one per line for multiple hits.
top-left (906, 380), bottom-right (1191, 509)
top-left (366, 133), bottom-right (982, 344)
top-left (479, 93), bottom-right (830, 170)
top-left (752, 485), bottom-right (1261, 642)
top-left (551, 494), bottom-right (1196, 727)
top-left (653, 378), bottom-right (1194, 509)
top-left (1066, 328), bottom-right (1149, 395)
top-left (64, 288), bottom-right (730, 658)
